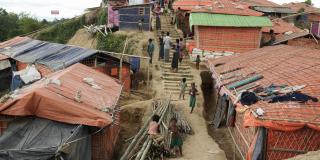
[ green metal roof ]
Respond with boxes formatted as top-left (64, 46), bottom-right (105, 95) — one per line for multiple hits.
top-left (189, 13), bottom-right (272, 29)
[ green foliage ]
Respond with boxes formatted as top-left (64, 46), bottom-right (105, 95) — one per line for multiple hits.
top-left (305, 0), bottom-right (312, 5)
top-left (96, 33), bottom-right (127, 53)
top-left (97, 8), bottom-right (107, 25)
top-left (0, 8), bottom-right (48, 42)
top-left (18, 13), bottom-right (43, 33)
top-left (36, 16), bottom-right (86, 44)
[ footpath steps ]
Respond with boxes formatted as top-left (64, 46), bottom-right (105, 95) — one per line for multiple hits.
top-left (157, 15), bottom-right (194, 97)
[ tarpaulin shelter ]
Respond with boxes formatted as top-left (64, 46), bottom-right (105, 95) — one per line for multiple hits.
top-left (207, 45), bottom-right (320, 160)
top-left (0, 63), bottom-right (123, 160)
top-left (0, 117), bottom-right (91, 160)
top-left (0, 37), bottom-right (132, 91)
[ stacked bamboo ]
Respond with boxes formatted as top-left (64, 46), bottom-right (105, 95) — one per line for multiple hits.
top-left (120, 97), bottom-right (172, 160)
top-left (172, 111), bottom-right (193, 135)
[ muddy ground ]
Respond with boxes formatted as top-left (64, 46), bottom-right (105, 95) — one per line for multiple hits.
top-left (200, 68), bottom-right (241, 160)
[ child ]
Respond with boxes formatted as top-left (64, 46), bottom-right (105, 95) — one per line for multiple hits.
top-left (138, 18), bottom-right (144, 32)
top-left (196, 55), bottom-right (200, 70)
top-left (179, 78), bottom-right (187, 100)
top-left (189, 82), bottom-right (198, 114)
top-left (169, 118), bottom-right (183, 157)
top-left (148, 114), bottom-right (163, 144)
top-left (147, 39), bottom-right (155, 64)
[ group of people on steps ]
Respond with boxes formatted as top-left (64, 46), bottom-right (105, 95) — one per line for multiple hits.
top-left (145, 0), bottom-right (200, 158)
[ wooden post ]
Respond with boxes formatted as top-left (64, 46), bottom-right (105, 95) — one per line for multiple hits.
top-left (119, 38), bottom-right (129, 82)
top-left (147, 59), bottom-right (150, 94)
top-left (94, 56), bottom-right (98, 68)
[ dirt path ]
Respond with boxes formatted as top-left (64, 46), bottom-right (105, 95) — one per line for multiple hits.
top-left (150, 26), bottom-right (226, 159)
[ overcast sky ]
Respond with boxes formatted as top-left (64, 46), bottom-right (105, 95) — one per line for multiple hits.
top-left (0, 0), bottom-right (319, 21)
top-left (0, 0), bottom-right (101, 21)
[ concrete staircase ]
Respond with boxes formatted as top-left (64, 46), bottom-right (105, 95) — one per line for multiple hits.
top-left (157, 15), bottom-right (194, 98)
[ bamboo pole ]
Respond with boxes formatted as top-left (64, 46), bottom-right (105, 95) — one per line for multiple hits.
top-left (137, 98), bottom-right (171, 160)
top-left (119, 38), bottom-right (129, 82)
top-left (99, 50), bottom-right (149, 59)
top-left (140, 140), bottom-right (152, 160)
top-left (147, 61), bottom-right (150, 94)
top-left (135, 138), bottom-right (150, 160)
top-left (120, 104), bottom-right (161, 160)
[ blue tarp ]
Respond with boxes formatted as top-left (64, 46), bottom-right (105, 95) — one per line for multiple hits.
top-left (0, 40), bottom-right (47, 58)
top-left (130, 57), bottom-right (140, 72)
top-left (0, 39), bottom-right (98, 71)
top-left (37, 47), bottom-right (97, 71)
top-left (15, 43), bottom-right (67, 63)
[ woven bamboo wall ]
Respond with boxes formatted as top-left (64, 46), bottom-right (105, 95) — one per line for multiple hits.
top-left (196, 26), bottom-right (262, 53)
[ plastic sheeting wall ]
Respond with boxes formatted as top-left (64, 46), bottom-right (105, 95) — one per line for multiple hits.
top-left (0, 117), bottom-right (91, 160)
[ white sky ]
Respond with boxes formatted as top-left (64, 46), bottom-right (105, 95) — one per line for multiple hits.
top-left (269, 0), bottom-right (320, 7)
top-left (0, 0), bottom-right (101, 21)
top-left (0, 0), bottom-right (319, 21)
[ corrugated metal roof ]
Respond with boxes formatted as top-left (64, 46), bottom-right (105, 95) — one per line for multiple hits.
top-left (0, 54), bottom-right (9, 61)
top-left (252, 6), bottom-right (296, 13)
top-left (0, 38), bottom-right (98, 71)
top-left (173, 0), bottom-right (212, 11)
top-left (0, 37), bottom-right (30, 49)
top-left (273, 31), bottom-right (310, 45)
top-left (240, 0), bottom-right (280, 7)
top-left (190, 13), bottom-right (272, 28)
top-left (262, 19), bottom-right (302, 33)
top-left (174, 0), bottom-right (263, 16)
top-left (0, 37), bottom-right (131, 72)
top-left (283, 2), bottom-right (320, 13)
top-left (0, 63), bottom-right (122, 127)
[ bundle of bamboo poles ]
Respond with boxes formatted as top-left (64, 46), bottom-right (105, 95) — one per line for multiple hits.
top-left (172, 111), bottom-right (193, 135)
top-left (120, 97), bottom-right (172, 160)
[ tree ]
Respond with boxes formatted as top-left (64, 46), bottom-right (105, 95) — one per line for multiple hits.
top-left (305, 0), bottom-right (312, 5)
top-left (0, 8), bottom-right (48, 42)
top-left (0, 8), bottom-right (20, 41)
top-left (18, 13), bottom-right (43, 33)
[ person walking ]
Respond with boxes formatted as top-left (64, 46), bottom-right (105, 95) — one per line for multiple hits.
top-left (189, 82), bottom-right (198, 114)
top-left (171, 39), bottom-right (180, 72)
top-left (138, 18), bottom-right (144, 32)
top-left (159, 34), bottom-right (164, 60)
top-left (163, 32), bottom-right (171, 62)
top-left (179, 38), bottom-right (185, 64)
top-left (147, 39), bottom-right (155, 64)
top-left (196, 55), bottom-right (201, 70)
top-left (179, 78), bottom-right (187, 100)
top-left (155, 7), bottom-right (161, 30)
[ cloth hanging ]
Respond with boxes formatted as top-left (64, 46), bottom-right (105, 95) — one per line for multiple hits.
top-left (130, 57), bottom-right (140, 73)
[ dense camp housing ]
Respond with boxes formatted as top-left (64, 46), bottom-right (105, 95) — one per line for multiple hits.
top-left (0, 63), bottom-right (122, 159)
top-left (207, 45), bottom-right (320, 160)
top-left (0, 37), bottom-right (131, 92)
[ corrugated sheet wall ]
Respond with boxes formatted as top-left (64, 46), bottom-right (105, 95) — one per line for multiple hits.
top-left (118, 6), bottom-right (151, 31)
top-left (196, 26), bottom-right (262, 53)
